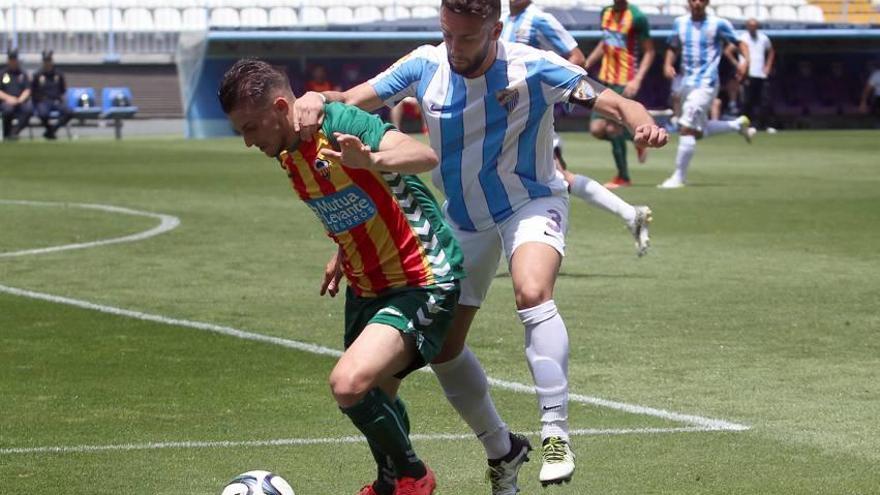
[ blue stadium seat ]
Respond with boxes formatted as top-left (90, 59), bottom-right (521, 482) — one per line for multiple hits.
top-left (101, 87), bottom-right (139, 119)
top-left (101, 87), bottom-right (139, 140)
top-left (68, 87), bottom-right (102, 120)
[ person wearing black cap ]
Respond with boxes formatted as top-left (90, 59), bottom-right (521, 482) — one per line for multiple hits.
top-left (32, 50), bottom-right (72, 140)
top-left (0, 48), bottom-right (33, 140)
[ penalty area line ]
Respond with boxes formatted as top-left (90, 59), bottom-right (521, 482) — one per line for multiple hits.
top-left (0, 427), bottom-right (721, 456)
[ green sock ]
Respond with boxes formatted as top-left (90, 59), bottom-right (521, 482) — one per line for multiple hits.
top-left (611, 136), bottom-right (629, 181)
top-left (365, 397), bottom-right (410, 494)
top-left (394, 396), bottom-right (411, 435)
top-left (366, 438), bottom-right (396, 495)
top-left (341, 388), bottom-right (426, 480)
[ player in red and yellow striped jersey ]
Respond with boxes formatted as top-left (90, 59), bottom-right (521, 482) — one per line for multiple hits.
top-left (585, 0), bottom-right (655, 188)
top-left (219, 59), bottom-right (463, 495)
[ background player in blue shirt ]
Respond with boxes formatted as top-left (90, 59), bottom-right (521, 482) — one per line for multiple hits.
top-left (659, 0), bottom-right (754, 188)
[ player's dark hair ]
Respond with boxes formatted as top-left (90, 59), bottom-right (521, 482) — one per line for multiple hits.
top-left (218, 58), bottom-right (291, 114)
top-left (441, 0), bottom-right (501, 22)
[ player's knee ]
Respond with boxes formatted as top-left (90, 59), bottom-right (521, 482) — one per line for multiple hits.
top-left (329, 367), bottom-right (373, 407)
top-left (433, 339), bottom-right (465, 364)
top-left (589, 123), bottom-right (605, 138)
top-left (515, 286), bottom-right (553, 310)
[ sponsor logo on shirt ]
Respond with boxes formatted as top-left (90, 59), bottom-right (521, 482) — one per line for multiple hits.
top-left (305, 186), bottom-right (377, 234)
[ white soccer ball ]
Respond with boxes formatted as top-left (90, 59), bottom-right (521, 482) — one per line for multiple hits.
top-left (220, 470), bottom-right (295, 495)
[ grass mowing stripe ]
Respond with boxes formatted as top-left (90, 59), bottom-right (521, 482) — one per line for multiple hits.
top-left (0, 427), bottom-right (717, 456)
top-left (0, 200), bottom-right (180, 258)
top-left (0, 283), bottom-right (748, 431)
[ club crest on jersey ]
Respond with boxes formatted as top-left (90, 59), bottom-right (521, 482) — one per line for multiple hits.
top-left (313, 158), bottom-right (332, 178)
top-left (495, 88), bottom-right (519, 112)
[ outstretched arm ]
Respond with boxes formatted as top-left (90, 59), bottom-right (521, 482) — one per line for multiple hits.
top-left (569, 76), bottom-right (667, 148)
top-left (294, 82), bottom-right (386, 140)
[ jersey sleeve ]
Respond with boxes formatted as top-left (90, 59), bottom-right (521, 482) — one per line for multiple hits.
top-left (368, 44), bottom-right (437, 108)
top-left (632, 7), bottom-right (651, 41)
top-left (717, 18), bottom-right (739, 45)
top-left (322, 102), bottom-right (395, 151)
top-left (535, 51), bottom-right (587, 104)
top-left (533, 13), bottom-right (579, 57)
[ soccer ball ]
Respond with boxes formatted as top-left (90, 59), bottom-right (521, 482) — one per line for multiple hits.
top-left (220, 470), bottom-right (295, 495)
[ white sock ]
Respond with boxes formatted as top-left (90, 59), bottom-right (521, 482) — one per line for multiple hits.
top-left (674, 135), bottom-right (697, 182)
top-left (518, 300), bottom-right (570, 441)
top-left (430, 347), bottom-right (511, 459)
top-left (570, 174), bottom-right (636, 225)
top-left (704, 119), bottom-right (740, 137)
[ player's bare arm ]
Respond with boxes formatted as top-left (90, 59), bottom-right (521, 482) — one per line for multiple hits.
top-left (570, 76), bottom-right (667, 148)
top-left (320, 246), bottom-right (344, 297)
top-left (663, 46), bottom-right (678, 79)
top-left (624, 38), bottom-right (655, 98)
top-left (764, 43), bottom-right (775, 77)
top-left (320, 130), bottom-right (439, 174)
top-left (584, 41), bottom-right (605, 69)
top-left (735, 41), bottom-right (750, 81)
top-left (293, 82), bottom-right (385, 140)
top-left (566, 46), bottom-right (587, 69)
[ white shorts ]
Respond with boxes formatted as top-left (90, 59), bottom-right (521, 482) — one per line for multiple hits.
top-left (448, 195), bottom-right (569, 307)
top-left (679, 85), bottom-right (719, 133)
top-left (670, 75), bottom-right (684, 97)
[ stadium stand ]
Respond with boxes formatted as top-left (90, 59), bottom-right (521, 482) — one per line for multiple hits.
top-left (5, 0), bottom-right (880, 52)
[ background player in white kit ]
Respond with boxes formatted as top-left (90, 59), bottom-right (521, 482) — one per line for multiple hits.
top-left (293, 0), bottom-right (668, 491)
top-left (502, 0), bottom-right (653, 256)
top-left (660, 0), bottom-right (754, 189)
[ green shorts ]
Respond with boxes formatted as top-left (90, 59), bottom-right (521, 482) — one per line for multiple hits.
top-left (590, 82), bottom-right (626, 122)
top-left (343, 283), bottom-right (459, 378)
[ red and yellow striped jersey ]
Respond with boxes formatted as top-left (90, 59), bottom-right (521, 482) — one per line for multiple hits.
top-left (598, 5), bottom-right (651, 85)
top-left (277, 104), bottom-right (463, 297)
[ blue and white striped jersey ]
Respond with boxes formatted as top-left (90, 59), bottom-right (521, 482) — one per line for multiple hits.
top-left (369, 41), bottom-right (585, 232)
top-left (668, 15), bottom-right (739, 89)
top-left (501, 4), bottom-right (579, 57)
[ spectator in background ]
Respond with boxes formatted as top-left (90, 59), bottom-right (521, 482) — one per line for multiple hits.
top-left (739, 18), bottom-right (775, 131)
top-left (858, 60), bottom-right (880, 117)
top-left (305, 65), bottom-right (339, 93)
top-left (31, 50), bottom-right (72, 140)
top-left (0, 49), bottom-right (33, 140)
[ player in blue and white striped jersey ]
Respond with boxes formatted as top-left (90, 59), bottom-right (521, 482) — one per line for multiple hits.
top-left (501, 0), bottom-right (581, 60)
top-left (501, 0), bottom-right (655, 250)
top-left (659, 0), bottom-right (755, 189)
top-left (293, 0), bottom-right (667, 491)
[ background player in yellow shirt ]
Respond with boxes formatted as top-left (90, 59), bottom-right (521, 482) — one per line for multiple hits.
top-left (585, 0), bottom-right (655, 188)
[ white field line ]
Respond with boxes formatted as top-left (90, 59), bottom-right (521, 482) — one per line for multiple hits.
top-left (0, 200), bottom-right (180, 258)
top-left (0, 284), bottom-right (750, 433)
top-left (0, 427), bottom-right (716, 456)
top-left (0, 200), bottom-right (749, 457)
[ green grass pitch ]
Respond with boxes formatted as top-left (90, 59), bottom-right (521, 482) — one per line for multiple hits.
top-left (1, 131), bottom-right (878, 494)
